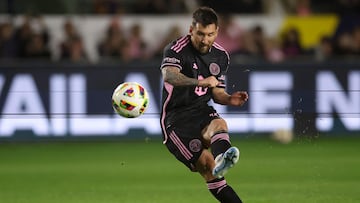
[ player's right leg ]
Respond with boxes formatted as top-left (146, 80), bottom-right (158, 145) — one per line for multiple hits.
top-left (212, 146), bottom-right (240, 178)
top-left (202, 118), bottom-right (240, 178)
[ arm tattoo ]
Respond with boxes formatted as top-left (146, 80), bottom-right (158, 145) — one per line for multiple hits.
top-left (163, 67), bottom-right (198, 86)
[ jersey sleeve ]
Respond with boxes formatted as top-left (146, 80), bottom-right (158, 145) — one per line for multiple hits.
top-left (216, 53), bottom-right (229, 88)
top-left (160, 45), bottom-right (184, 70)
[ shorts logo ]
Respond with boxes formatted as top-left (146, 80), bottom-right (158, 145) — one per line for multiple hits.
top-left (189, 139), bottom-right (202, 153)
top-left (209, 63), bottom-right (220, 75)
top-left (218, 74), bottom-right (225, 81)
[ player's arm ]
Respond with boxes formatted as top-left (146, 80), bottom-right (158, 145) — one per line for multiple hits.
top-left (162, 66), bottom-right (219, 87)
top-left (212, 87), bottom-right (248, 106)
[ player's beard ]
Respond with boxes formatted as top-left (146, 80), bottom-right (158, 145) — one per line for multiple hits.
top-left (198, 43), bottom-right (211, 54)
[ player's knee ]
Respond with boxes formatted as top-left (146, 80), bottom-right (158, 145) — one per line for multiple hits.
top-left (209, 118), bottom-right (225, 125)
top-left (210, 119), bottom-right (228, 133)
top-left (203, 119), bottom-right (228, 141)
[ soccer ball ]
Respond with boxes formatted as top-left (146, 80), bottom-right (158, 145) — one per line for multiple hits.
top-left (112, 82), bottom-right (149, 118)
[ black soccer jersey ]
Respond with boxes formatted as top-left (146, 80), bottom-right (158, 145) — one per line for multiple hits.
top-left (160, 35), bottom-right (230, 126)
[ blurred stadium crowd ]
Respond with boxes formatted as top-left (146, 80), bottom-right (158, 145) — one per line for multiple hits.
top-left (0, 0), bottom-right (360, 63)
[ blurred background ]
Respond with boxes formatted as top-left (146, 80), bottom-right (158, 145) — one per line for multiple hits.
top-left (0, 0), bottom-right (359, 141)
top-left (0, 1), bottom-right (360, 203)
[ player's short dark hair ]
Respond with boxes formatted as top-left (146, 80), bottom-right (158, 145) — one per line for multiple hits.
top-left (192, 7), bottom-right (218, 27)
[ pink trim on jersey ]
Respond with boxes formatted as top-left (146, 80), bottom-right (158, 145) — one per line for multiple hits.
top-left (213, 42), bottom-right (230, 66)
top-left (213, 42), bottom-right (226, 51)
top-left (169, 131), bottom-right (193, 160)
top-left (161, 82), bottom-right (173, 144)
top-left (171, 36), bottom-right (187, 50)
top-left (173, 37), bottom-right (190, 53)
top-left (211, 133), bottom-right (230, 144)
top-left (207, 179), bottom-right (227, 194)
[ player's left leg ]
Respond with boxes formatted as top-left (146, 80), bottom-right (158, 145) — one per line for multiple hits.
top-left (195, 150), bottom-right (242, 203)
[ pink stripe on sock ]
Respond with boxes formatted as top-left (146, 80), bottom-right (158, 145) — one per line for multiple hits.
top-left (217, 185), bottom-right (227, 194)
top-left (211, 133), bottom-right (230, 144)
top-left (207, 179), bottom-right (227, 190)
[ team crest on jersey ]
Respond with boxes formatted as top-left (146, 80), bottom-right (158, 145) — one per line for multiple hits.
top-left (189, 139), bottom-right (202, 152)
top-left (209, 63), bottom-right (220, 75)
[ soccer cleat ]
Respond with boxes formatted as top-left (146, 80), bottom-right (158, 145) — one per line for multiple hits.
top-left (212, 147), bottom-right (240, 178)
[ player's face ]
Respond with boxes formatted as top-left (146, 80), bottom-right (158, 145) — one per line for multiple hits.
top-left (190, 23), bottom-right (218, 54)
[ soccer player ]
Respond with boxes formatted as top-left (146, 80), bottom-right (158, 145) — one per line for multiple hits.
top-left (159, 7), bottom-right (248, 203)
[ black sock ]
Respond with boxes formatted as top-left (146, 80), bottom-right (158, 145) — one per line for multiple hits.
top-left (207, 178), bottom-right (243, 203)
top-left (211, 131), bottom-right (232, 158)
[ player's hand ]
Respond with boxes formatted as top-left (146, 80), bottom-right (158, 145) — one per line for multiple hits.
top-left (198, 76), bottom-right (219, 87)
top-left (229, 91), bottom-right (248, 106)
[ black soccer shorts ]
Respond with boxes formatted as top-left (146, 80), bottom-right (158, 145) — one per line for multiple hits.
top-left (163, 105), bottom-right (221, 171)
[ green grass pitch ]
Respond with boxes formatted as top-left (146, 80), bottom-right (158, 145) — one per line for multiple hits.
top-left (0, 136), bottom-right (359, 203)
